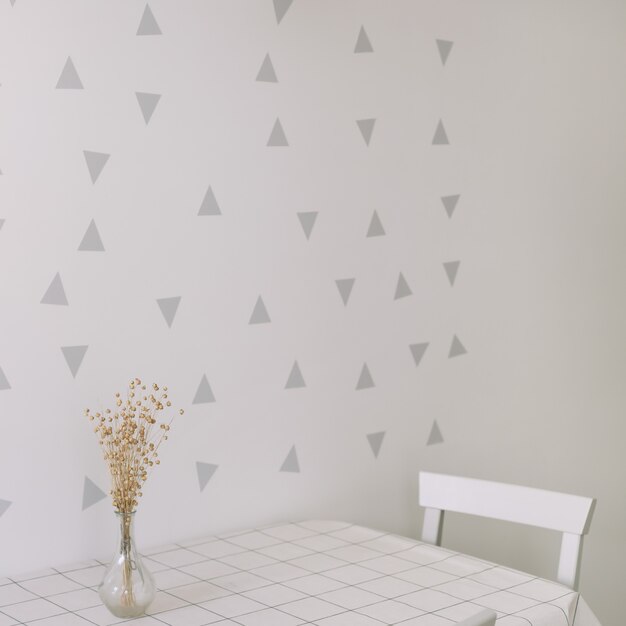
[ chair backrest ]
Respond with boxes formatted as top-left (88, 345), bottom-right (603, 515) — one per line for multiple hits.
top-left (419, 471), bottom-right (596, 590)
top-left (456, 609), bottom-right (497, 626)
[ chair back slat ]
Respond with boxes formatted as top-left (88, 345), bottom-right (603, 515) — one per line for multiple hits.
top-left (419, 472), bottom-right (595, 535)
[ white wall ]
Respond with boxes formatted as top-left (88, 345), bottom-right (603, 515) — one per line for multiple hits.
top-left (0, 1), bottom-right (624, 625)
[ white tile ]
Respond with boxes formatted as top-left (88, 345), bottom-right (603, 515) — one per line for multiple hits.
top-left (314, 613), bottom-right (382, 626)
top-left (318, 586), bottom-right (384, 610)
top-left (2, 598), bottom-right (65, 622)
top-left (397, 614), bottom-right (453, 626)
top-left (64, 565), bottom-right (106, 587)
top-left (326, 545), bottom-right (381, 563)
top-left (512, 578), bottom-right (570, 601)
top-left (168, 581), bottom-right (232, 603)
top-left (143, 557), bottom-right (172, 573)
top-left (283, 574), bottom-right (346, 595)
top-left (296, 520), bottom-right (351, 533)
top-left (289, 553), bottom-right (346, 573)
top-left (251, 562), bottom-right (309, 583)
top-left (211, 572), bottom-right (270, 593)
top-left (179, 560), bottom-right (239, 580)
top-left (360, 535), bottom-right (417, 554)
top-left (235, 608), bottom-right (304, 625)
top-left (474, 590), bottom-right (539, 613)
top-left (257, 543), bottom-right (313, 561)
top-left (225, 532), bottom-right (281, 550)
top-left (144, 543), bottom-right (180, 556)
top-left (76, 604), bottom-right (128, 625)
top-left (357, 576), bottom-right (422, 599)
top-left (359, 555), bottom-right (415, 574)
top-left (434, 601), bottom-right (491, 622)
top-left (395, 566), bottom-right (457, 586)
top-left (200, 594), bottom-right (265, 618)
top-left (154, 568), bottom-right (200, 590)
top-left (219, 552), bottom-right (278, 570)
top-left (150, 548), bottom-right (207, 568)
top-left (430, 555), bottom-right (491, 576)
top-left (144, 590), bottom-right (188, 614)
top-left (395, 545), bottom-right (453, 566)
top-left (243, 583), bottom-right (307, 606)
top-left (24, 614), bottom-right (94, 626)
top-left (261, 524), bottom-right (316, 541)
top-left (328, 526), bottom-right (384, 544)
top-left (0, 615), bottom-right (17, 626)
top-left (293, 535), bottom-right (349, 553)
top-left (190, 541), bottom-right (246, 559)
top-left (156, 604), bottom-right (222, 625)
top-left (21, 573), bottom-right (83, 596)
top-left (433, 578), bottom-right (497, 601)
top-left (0, 580), bottom-right (12, 587)
top-left (0, 583), bottom-right (37, 607)
top-left (357, 598), bottom-right (425, 623)
top-left (469, 567), bottom-right (533, 589)
top-left (322, 565), bottom-right (380, 585)
top-left (280, 597), bottom-right (343, 621)
top-left (46, 587), bottom-right (100, 611)
top-left (398, 588), bottom-right (461, 612)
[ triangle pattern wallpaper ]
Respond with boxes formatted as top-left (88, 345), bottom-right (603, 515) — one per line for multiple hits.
top-left (0, 0), bottom-right (473, 575)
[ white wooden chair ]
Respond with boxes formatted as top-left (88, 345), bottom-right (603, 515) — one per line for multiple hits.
top-left (419, 472), bottom-right (596, 591)
top-left (457, 609), bottom-right (497, 626)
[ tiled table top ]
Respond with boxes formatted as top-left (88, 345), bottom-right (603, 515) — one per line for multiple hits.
top-left (0, 520), bottom-right (588, 626)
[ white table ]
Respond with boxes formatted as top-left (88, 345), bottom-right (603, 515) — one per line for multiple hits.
top-left (0, 520), bottom-right (602, 625)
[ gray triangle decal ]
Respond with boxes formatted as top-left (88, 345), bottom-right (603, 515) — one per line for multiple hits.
top-left (356, 118), bottom-right (376, 146)
top-left (135, 92), bottom-right (161, 124)
top-left (443, 261), bottom-right (460, 286)
top-left (432, 119), bottom-right (450, 145)
top-left (449, 334), bottom-right (467, 358)
top-left (335, 278), bottom-right (355, 306)
top-left (394, 273), bottom-right (412, 299)
top-left (285, 361), bottom-right (306, 389)
top-left (273, 0), bottom-right (294, 24)
top-left (354, 26), bottom-right (373, 53)
top-left (436, 39), bottom-right (454, 66)
top-left (197, 462), bottom-right (218, 492)
top-left (367, 432), bottom-right (385, 458)
top-left (409, 342), bottom-right (429, 367)
top-left (61, 345), bottom-right (88, 378)
top-left (267, 118), bottom-right (288, 146)
top-left (256, 53), bottom-right (278, 83)
top-left (0, 219), bottom-right (4, 231)
top-left (9, 0), bottom-right (17, 6)
top-left (280, 446), bottom-right (300, 472)
top-left (78, 219), bottom-right (105, 251)
top-left (297, 211), bottom-right (317, 240)
top-left (198, 185), bottom-right (222, 216)
top-left (441, 194), bottom-right (460, 219)
top-left (193, 374), bottom-right (215, 404)
top-left (426, 420), bottom-right (444, 446)
top-left (366, 210), bottom-right (385, 237)
top-left (356, 363), bottom-right (375, 390)
top-left (0, 366), bottom-right (11, 391)
top-left (0, 499), bottom-right (11, 517)
top-left (157, 296), bottom-right (181, 328)
top-left (137, 4), bottom-right (162, 36)
top-left (55, 57), bottom-right (83, 90)
top-left (41, 272), bottom-right (68, 306)
top-left (82, 477), bottom-right (107, 510)
top-left (249, 295), bottom-right (271, 324)
top-left (83, 150), bottom-right (110, 184)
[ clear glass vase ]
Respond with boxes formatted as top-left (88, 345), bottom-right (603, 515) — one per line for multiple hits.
top-left (98, 511), bottom-right (156, 618)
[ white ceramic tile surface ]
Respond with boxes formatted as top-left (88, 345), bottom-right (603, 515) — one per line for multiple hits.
top-left (1, 522), bottom-right (583, 626)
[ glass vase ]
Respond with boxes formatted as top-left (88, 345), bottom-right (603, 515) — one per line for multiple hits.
top-left (98, 511), bottom-right (156, 618)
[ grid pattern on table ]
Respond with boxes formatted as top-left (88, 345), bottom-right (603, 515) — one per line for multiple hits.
top-left (0, 521), bottom-right (580, 626)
